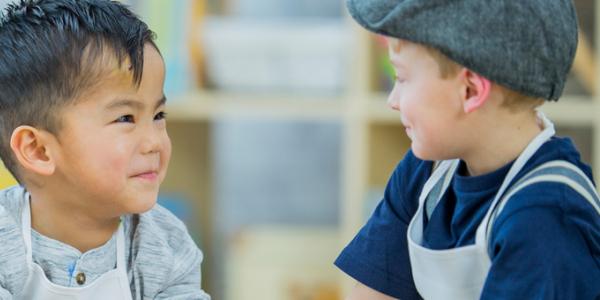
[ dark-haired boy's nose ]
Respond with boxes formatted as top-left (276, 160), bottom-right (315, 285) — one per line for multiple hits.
top-left (140, 128), bottom-right (163, 155)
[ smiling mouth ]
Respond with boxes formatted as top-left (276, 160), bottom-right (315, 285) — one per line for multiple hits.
top-left (404, 127), bottom-right (413, 139)
top-left (133, 171), bottom-right (158, 181)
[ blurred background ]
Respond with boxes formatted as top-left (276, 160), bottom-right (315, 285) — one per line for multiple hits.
top-left (0, 0), bottom-right (599, 299)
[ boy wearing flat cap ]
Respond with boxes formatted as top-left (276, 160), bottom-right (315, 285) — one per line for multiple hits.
top-left (335, 1), bottom-right (600, 299)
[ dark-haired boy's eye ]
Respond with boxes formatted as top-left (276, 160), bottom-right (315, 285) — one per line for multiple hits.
top-left (154, 111), bottom-right (167, 121)
top-left (116, 115), bottom-right (135, 123)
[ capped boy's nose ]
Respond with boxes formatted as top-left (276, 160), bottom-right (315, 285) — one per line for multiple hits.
top-left (387, 94), bottom-right (401, 111)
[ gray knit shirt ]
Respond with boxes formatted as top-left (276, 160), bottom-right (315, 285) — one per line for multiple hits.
top-left (0, 185), bottom-right (210, 299)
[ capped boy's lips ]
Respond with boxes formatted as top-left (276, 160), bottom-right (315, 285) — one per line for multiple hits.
top-left (131, 170), bottom-right (159, 180)
top-left (403, 124), bottom-right (413, 138)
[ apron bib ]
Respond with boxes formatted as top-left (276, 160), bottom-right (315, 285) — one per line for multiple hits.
top-left (407, 112), bottom-right (556, 300)
top-left (16, 196), bottom-right (133, 300)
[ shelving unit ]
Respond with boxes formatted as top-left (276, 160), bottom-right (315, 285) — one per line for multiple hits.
top-left (0, 0), bottom-right (597, 299)
top-left (158, 1), bottom-right (600, 298)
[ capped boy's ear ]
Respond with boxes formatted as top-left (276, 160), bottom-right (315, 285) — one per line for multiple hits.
top-left (461, 69), bottom-right (491, 113)
top-left (10, 126), bottom-right (56, 176)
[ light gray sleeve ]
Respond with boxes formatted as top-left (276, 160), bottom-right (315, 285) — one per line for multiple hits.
top-left (154, 245), bottom-right (210, 300)
top-left (0, 194), bottom-right (27, 299)
top-left (0, 287), bottom-right (11, 300)
top-left (134, 205), bottom-right (210, 300)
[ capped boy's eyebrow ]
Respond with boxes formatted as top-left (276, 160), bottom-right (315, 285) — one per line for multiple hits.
top-left (105, 96), bottom-right (167, 111)
top-left (389, 55), bottom-right (406, 70)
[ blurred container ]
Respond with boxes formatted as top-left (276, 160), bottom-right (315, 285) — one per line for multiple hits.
top-left (201, 17), bottom-right (351, 95)
top-left (225, 227), bottom-right (340, 300)
top-left (210, 119), bottom-right (341, 299)
top-left (212, 120), bottom-right (341, 231)
top-left (229, 0), bottom-right (342, 18)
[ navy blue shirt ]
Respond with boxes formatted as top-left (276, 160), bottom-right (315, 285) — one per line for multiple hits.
top-left (335, 137), bottom-right (600, 299)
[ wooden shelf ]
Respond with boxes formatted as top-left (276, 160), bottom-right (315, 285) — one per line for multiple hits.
top-left (539, 96), bottom-right (598, 126)
top-left (168, 91), bottom-right (347, 122)
top-left (156, 1), bottom-right (600, 298)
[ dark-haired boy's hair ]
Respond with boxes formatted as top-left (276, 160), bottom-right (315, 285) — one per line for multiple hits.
top-left (0, 0), bottom-right (157, 181)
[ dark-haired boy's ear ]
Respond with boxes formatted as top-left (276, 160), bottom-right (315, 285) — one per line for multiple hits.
top-left (461, 69), bottom-right (491, 113)
top-left (10, 126), bottom-right (55, 176)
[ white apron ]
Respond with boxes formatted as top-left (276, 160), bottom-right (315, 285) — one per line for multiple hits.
top-left (16, 196), bottom-right (133, 300)
top-left (407, 112), bottom-right (600, 299)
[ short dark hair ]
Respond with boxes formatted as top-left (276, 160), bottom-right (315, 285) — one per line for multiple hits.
top-left (0, 0), bottom-right (156, 180)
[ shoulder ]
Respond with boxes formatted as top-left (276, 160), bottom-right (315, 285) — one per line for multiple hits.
top-left (500, 135), bottom-right (597, 220)
top-left (489, 135), bottom-right (600, 261)
top-left (502, 135), bottom-right (596, 218)
top-left (524, 136), bottom-right (594, 182)
top-left (128, 203), bottom-right (201, 262)
top-left (0, 185), bottom-right (27, 241)
top-left (0, 185), bottom-right (28, 294)
top-left (486, 186), bottom-right (600, 298)
top-left (491, 165), bottom-right (600, 262)
top-left (0, 185), bottom-right (27, 218)
top-left (138, 204), bottom-right (193, 239)
top-left (495, 177), bottom-right (599, 235)
top-left (126, 204), bottom-right (202, 292)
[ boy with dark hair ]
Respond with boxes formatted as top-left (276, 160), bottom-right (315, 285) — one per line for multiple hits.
top-left (0, 0), bottom-right (210, 299)
top-left (336, 0), bottom-right (600, 299)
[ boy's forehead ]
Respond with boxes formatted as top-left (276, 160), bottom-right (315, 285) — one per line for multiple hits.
top-left (79, 64), bottom-right (137, 100)
top-left (77, 44), bottom-right (161, 100)
top-left (386, 37), bottom-right (403, 51)
top-left (66, 68), bottom-right (140, 111)
top-left (73, 45), bottom-right (165, 106)
top-left (385, 37), bottom-right (405, 50)
top-left (385, 37), bottom-right (424, 63)
top-left (386, 37), bottom-right (421, 53)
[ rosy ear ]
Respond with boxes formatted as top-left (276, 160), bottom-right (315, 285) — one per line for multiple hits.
top-left (10, 126), bottom-right (55, 176)
top-left (463, 69), bottom-right (491, 113)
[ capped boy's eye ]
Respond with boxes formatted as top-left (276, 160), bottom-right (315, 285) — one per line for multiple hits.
top-left (394, 75), bottom-right (406, 83)
top-left (154, 111), bottom-right (167, 121)
top-left (116, 115), bottom-right (135, 123)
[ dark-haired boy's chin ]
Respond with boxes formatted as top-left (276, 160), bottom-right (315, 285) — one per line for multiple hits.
top-left (126, 197), bottom-right (158, 215)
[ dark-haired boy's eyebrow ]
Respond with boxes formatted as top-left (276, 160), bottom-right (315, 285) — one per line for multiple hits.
top-left (105, 95), bottom-right (167, 111)
top-left (156, 95), bottom-right (167, 110)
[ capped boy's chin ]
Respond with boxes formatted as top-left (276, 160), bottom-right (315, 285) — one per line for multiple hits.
top-left (410, 144), bottom-right (436, 161)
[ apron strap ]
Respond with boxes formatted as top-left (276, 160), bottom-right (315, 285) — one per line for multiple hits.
top-left (481, 160), bottom-right (600, 253)
top-left (21, 192), bottom-right (33, 265)
top-left (115, 220), bottom-right (126, 271)
top-left (425, 160), bottom-right (459, 220)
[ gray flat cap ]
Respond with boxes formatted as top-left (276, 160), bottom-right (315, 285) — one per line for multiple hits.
top-left (347, 0), bottom-right (578, 100)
